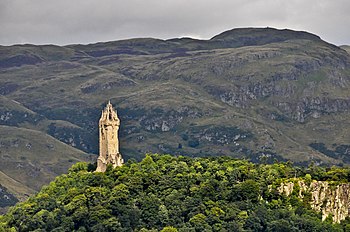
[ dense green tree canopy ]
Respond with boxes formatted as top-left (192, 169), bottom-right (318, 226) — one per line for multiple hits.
top-left (1, 154), bottom-right (350, 231)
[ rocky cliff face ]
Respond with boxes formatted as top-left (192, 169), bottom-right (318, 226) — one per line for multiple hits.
top-left (279, 180), bottom-right (350, 223)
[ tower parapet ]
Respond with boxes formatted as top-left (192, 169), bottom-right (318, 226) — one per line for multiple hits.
top-left (96, 101), bottom-right (123, 172)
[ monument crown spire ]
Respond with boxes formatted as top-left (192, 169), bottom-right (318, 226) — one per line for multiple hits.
top-left (96, 101), bottom-right (123, 172)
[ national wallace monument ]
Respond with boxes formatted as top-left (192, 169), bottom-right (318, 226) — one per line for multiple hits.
top-left (95, 101), bottom-right (124, 172)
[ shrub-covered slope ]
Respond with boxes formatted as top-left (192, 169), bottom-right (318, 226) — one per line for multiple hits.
top-left (2, 155), bottom-right (350, 231)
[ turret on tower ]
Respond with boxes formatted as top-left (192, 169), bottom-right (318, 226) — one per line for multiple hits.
top-left (96, 101), bottom-right (123, 172)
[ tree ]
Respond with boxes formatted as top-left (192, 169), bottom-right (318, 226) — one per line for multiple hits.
top-left (161, 226), bottom-right (178, 232)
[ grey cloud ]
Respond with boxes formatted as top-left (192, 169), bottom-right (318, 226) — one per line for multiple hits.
top-left (0, 0), bottom-right (349, 45)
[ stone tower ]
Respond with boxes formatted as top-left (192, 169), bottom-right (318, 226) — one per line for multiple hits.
top-left (96, 101), bottom-right (123, 172)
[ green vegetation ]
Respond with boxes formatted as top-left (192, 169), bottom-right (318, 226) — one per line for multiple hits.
top-left (1, 27), bottom-right (350, 212)
top-left (2, 154), bottom-right (350, 231)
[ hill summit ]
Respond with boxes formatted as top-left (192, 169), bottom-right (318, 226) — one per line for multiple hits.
top-left (211, 27), bottom-right (321, 44)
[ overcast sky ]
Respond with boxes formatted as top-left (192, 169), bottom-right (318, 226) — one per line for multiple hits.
top-left (1, 0), bottom-right (349, 46)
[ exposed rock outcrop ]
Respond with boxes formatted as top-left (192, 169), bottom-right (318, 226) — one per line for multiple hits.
top-left (139, 107), bottom-right (202, 132)
top-left (278, 180), bottom-right (350, 223)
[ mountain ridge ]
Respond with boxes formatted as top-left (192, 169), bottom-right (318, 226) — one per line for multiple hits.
top-left (1, 27), bottom-right (350, 212)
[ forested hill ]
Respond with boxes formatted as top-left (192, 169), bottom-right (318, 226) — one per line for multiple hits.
top-left (2, 155), bottom-right (350, 231)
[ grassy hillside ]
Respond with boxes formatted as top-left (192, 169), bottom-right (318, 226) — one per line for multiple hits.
top-left (1, 27), bottom-right (350, 211)
top-left (0, 125), bottom-right (92, 212)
